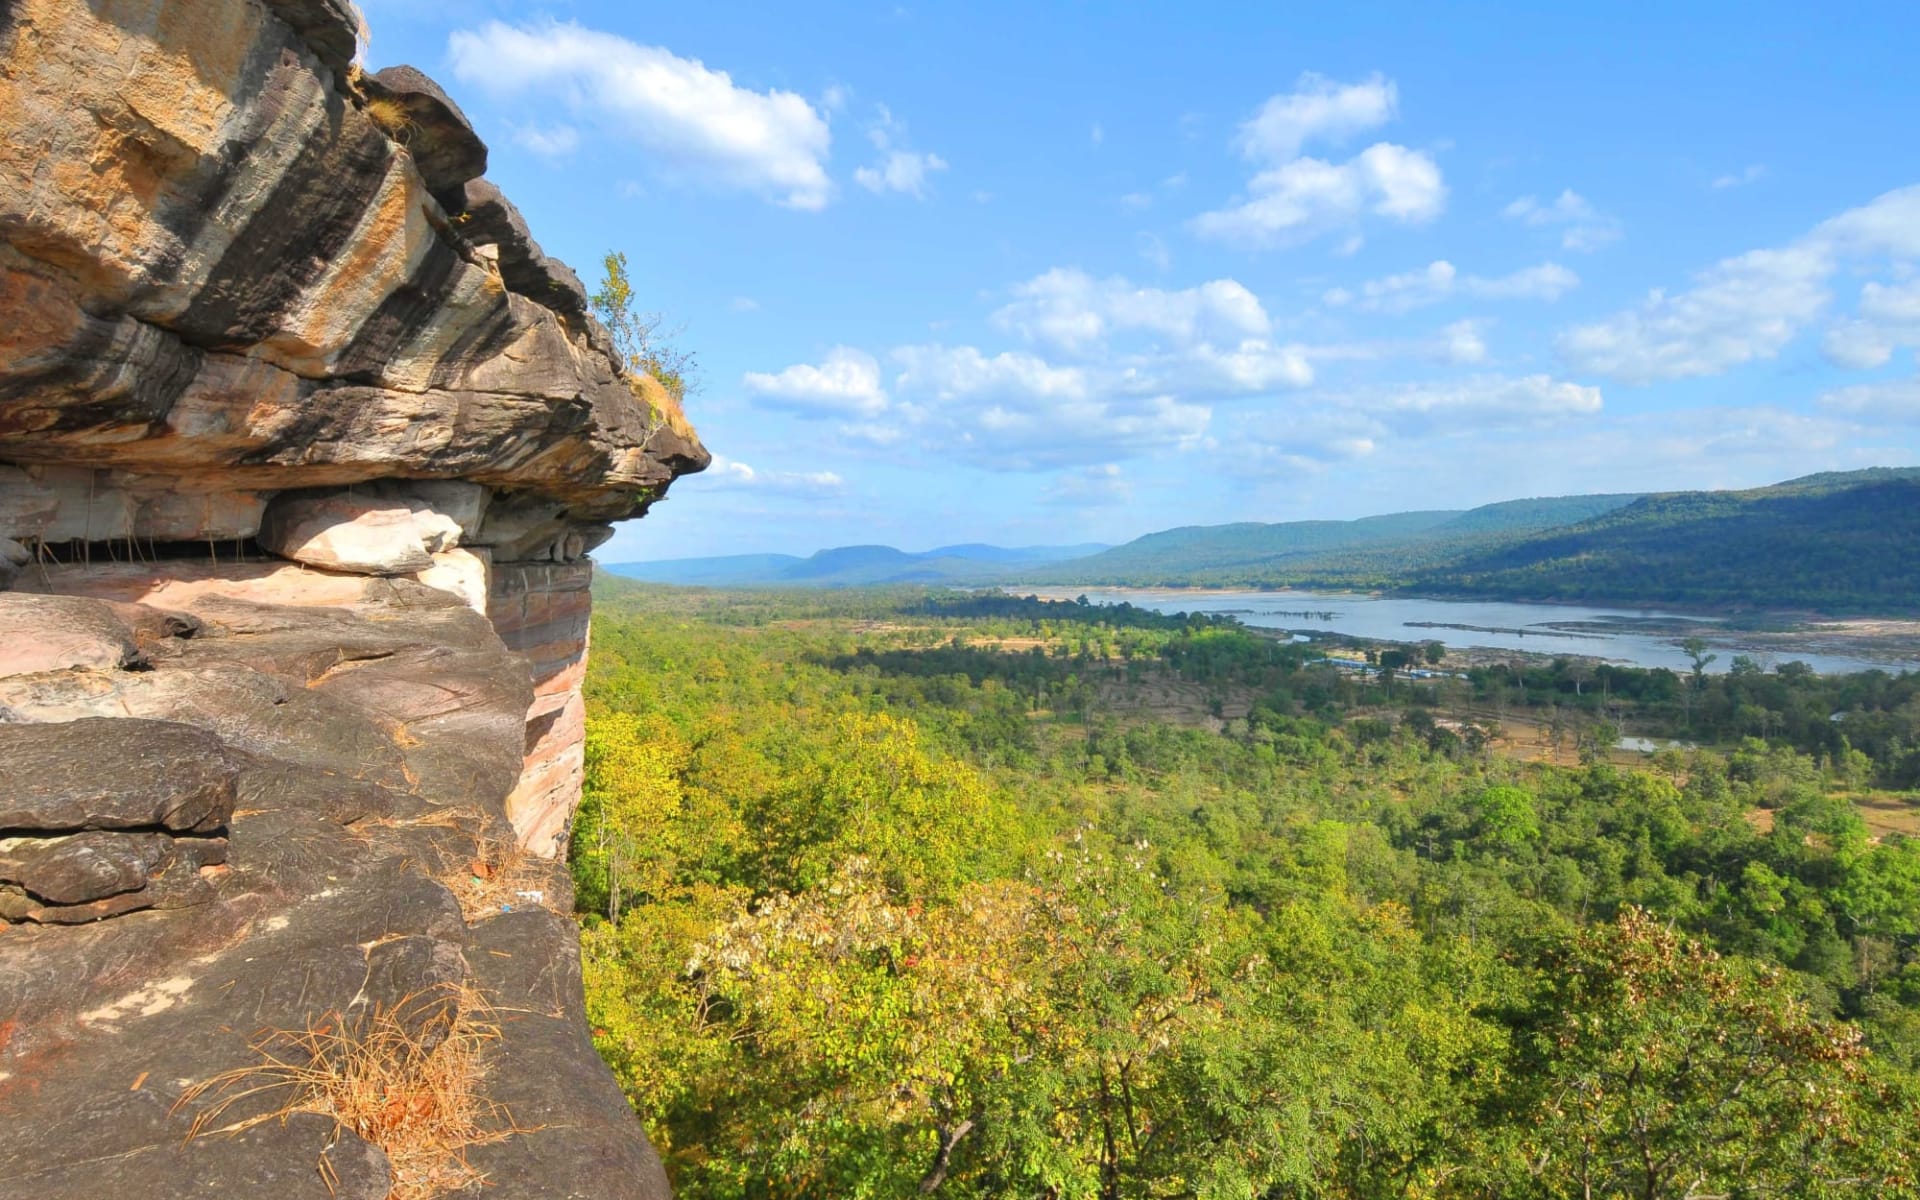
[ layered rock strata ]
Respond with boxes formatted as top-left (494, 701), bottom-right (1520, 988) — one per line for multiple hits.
top-left (0, 0), bottom-right (705, 1195)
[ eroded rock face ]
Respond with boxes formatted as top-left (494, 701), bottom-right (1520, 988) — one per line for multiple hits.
top-left (0, 578), bottom-right (667, 1197)
top-left (0, 0), bottom-right (707, 844)
top-left (0, 1), bottom-right (702, 1195)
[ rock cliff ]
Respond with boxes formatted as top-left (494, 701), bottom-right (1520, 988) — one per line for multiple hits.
top-left (0, 2), bottom-right (706, 1196)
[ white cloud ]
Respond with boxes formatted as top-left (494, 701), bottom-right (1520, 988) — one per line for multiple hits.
top-left (1557, 246), bottom-right (1828, 383)
top-left (1119, 192), bottom-right (1154, 211)
top-left (1818, 377), bottom-right (1920, 421)
top-left (1558, 186), bottom-right (1920, 384)
top-left (1438, 319), bottom-right (1489, 365)
top-left (1091, 122), bottom-right (1105, 146)
top-left (1042, 464), bottom-right (1133, 507)
top-left (447, 20), bottom-right (832, 209)
top-left (699, 455), bottom-right (847, 495)
top-left (1215, 412), bottom-right (1381, 478)
top-left (1175, 339), bottom-right (1317, 391)
top-left (1137, 232), bottom-right (1172, 271)
top-left (511, 123), bottom-right (580, 157)
top-left (856, 151), bottom-right (947, 197)
top-left (1324, 260), bottom-right (1578, 314)
top-left (1192, 74), bottom-right (1442, 250)
top-left (889, 344), bottom-right (1210, 470)
top-left (1373, 373), bottom-right (1602, 419)
top-left (729, 296), bottom-right (761, 313)
top-left (992, 268), bottom-right (1271, 352)
top-left (1214, 372), bottom-right (1601, 477)
top-left (1712, 164), bottom-right (1767, 190)
top-left (1862, 278), bottom-right (1920, 324)
top-left (985, 269), bottom-right (1321, 400)
top-left (854, 105), bottom-right (947, 198)
top-left (1502, 189), bottom-right (1621, 251)
top-left (1821, 279), bottom-right (1920, 368)
top-left (1234, 72), bottom-right (1397, 161)
top-left (892, 344), bottom-right (1088, 403)
top-left (1193, 142), bottom-right (1446, 250)
top-left (1469, 262), bottom-right (1582, 302)
top-left (744, 347), bottom-right (890, 416)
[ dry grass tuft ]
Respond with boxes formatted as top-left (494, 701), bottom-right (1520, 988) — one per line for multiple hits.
top-left (178, 986), bottom-right (513, 1200)
top-left (628, 372), bottom-right (698, 442)
top-left (365, 95), bottom-right (414, 142)
top-left (347, 808), bottom-right (557, 922)
top-left (435, 832), bottom-right (556, 923)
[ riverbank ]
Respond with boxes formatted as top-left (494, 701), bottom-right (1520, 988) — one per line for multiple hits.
top-left (1018, 586), bottom-right (1920, 676)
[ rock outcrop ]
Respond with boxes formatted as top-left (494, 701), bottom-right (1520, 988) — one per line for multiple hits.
top-left (0, 1), bottom-right (705, 1196)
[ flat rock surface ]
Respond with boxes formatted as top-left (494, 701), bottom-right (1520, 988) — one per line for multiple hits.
top-left (0, 586), bottom-right (668, 1199)
top-left (0, 718), bottom-right (237, 832)
top-left (0, 593), bottom-right (144, 675)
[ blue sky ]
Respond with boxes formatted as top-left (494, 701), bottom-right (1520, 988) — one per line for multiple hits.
top-left (356, 1), bottom-right (1920, 561)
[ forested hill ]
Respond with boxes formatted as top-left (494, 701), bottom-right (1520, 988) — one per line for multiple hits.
top-left (1033, 510), bottom-right (1462, 580)
top-left (607, 542), bottom-right (1109, 586)
top-left (1033, 492), bottom-right (1642, 586)
top-left (1412, 468), bottom-right (1920, 613)
top-left (613, 469), bottom-right (1920, 614)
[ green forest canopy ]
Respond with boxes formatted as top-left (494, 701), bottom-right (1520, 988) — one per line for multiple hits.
top-left (573, 582), bottom-right (1920, 1199)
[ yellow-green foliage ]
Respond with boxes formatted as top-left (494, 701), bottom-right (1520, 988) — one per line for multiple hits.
top-left (591, 251), bottom-right (700, 436)
top-left (574, 586), bottom-right (1920, 1199)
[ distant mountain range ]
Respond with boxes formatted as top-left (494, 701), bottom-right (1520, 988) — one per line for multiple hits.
top-left (1029, 493), bottom-right (1645, 586)
top-left (605, 468), bottom-right (1920, 614)
top-left (606, 542), bottom-right (1110, 587)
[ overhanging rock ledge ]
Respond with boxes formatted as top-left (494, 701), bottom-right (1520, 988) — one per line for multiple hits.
top-left (0, 2), bottom-right (706, 1196)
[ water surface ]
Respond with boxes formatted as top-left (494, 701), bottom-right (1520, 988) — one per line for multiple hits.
top-left (1028, 588), bottom-right (1918, 676)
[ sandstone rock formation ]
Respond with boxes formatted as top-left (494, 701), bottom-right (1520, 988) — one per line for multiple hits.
top-left (0, 1), bottom-right (706, 1196)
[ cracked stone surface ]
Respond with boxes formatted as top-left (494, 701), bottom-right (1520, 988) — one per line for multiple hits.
top-left (0, 1), bottom-right (700, 1195)
top-left (0, 580), bottom-right (669, 1199)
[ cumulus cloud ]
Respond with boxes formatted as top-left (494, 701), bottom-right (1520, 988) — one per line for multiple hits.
top-left (1820, 279), bottom-right (1920, 369)
top-left (744, 347), bottom-right (890, 416)
top-left (1325, 260), bottom-right (1579, 314)
top-left (1215, 373), bottom-right (1601, 478)
top-left (1042, 464), bottom-right (1133, 507)
top-left (1174, 339), bottom-right (1317, 391)
top-left (1437, 319), bottom-right (1490, 365)
top-left (1215, 410), bottom-right (1382, 478)
top-left (890, 344), bottom-right (1209, 469)
top-left (447, 20), bottom-right (832, 209)
top-left (856, 151), bottom-right (947, 197)
top-left (1235, 72), bottom-right (1398, 161)
top-left (700, 455), bottom-right (847, 495)
top-left (854, 106), bottom-right (948, 198)
top-left (1557, 185), bottom-right (1920, 384)
top-left (1818, 376), bottom-right (1920, 422)
top-left (1712, 164), bottom-right (1767, 190)
top-left (742, 260), bottom-right (1616, 476)
top-left (511, 123), bottom-right (581, 157)
top-left (1503, 189), bottom-right (1621, 252)
top-left (992, 268), bottom-right (1271, 352)
top-left (1373, 373), bottom-right (1602, 420)
top-left (1191, 74), bottom-right (1444, 250)
top-left (1556, 247), bottom-right (1829, 383)
top-left (1193, 142), bottom-right (1446, 249)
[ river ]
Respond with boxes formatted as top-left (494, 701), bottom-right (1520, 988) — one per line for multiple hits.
top-left (1025, 587), bottom-right (1920, 676)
